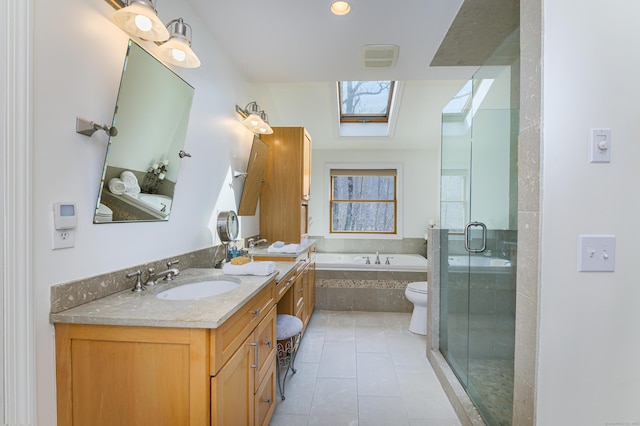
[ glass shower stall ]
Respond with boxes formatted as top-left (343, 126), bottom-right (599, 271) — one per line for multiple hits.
top-left (438, 32), bottom-right (519, 426)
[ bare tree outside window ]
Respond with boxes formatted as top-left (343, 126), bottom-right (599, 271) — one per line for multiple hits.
top-left (330, 169), bottom-right (397, 234)
top-left (339, 81), bottom-right (395, 123)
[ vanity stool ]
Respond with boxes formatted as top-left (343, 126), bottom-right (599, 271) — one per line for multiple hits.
top-left (275, 314), bottom-right (303, 400)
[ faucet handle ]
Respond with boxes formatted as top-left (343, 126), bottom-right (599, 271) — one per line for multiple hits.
top-left (362, 256), bottom-right (370, 265)
top-left (385, 256), bottom-right (393, 265)
top-left (167, 259), bottom-right (180, 268)
top-left (126, 270), bottom-right (145, 292)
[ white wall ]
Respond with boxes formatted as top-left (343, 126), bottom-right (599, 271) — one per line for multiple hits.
top-left (309, 149), bottom-right (440, 238)
top-left (31, 0), bottom-right (259, 422)
top-left (538, 1), bottom-right (640, 423)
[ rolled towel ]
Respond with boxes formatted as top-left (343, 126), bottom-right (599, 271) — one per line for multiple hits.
top-left (125, 183), bottom-right (141, 195)
top-left (267, 243), bottom-right (300, 253)
top-left (222, 261), bottom-right (276, 276)
top-left (120, 171), bottom-right (138, 189)
top-left (108, 178), bottom-right (126, 195)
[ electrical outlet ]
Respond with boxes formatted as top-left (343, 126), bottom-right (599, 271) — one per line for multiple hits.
top-left (52, 228), bottom-right (75, 250)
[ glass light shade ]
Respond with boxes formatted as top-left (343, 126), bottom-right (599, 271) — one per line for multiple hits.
top-left (157, 37), bottom-right (201, 68)
top-left (242, 114), bottom-right (273, 134)
top-left (113, 2), bottom-right (170, 41)
top-left (330, 1), bottom-right (351, 15)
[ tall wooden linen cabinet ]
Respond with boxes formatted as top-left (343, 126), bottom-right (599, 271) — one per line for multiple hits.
top-left (259, 127), bottom-right (311, 244)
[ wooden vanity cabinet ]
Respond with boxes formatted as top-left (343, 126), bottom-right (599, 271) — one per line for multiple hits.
top-left (211, 305), bottom-right (276, 426)
top-left (55, 281), bottom-right (277, 426)
top-left (259, 127), bottom-right (312, 244)
top-left (255, 246), bottom-right (316, 334)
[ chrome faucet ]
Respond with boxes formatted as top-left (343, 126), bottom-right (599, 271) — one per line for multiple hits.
top-left (248, 238), bottom-right (268, 249)
top-left (385, 256), bottom-right (393, 265)
top-left (150, 260), bottom-right (181, 281)
top-left (375, 252), bottom-right (381, 265)
top-left (362, 256), bottom-right (371, 264)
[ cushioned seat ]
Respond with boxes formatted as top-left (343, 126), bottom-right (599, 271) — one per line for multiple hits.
top-left (275, 314), bottom-right (303, 400)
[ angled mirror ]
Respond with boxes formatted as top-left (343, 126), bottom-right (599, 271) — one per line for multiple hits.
top-left (94, 40), bottom-right (195, 223)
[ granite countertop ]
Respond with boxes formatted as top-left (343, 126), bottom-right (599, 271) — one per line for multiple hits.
top-left (249, 239), bottom-right (316, 258)
top-left (49, 261), bottom-right (297, 329)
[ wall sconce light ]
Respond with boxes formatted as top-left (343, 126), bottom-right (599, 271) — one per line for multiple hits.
top-left (235, 101), bottom-right (274, 135)
top-left (157, 18), bottom-right (201, 68)
top-left (76, 116), bottom-right (118, 137)
top-left (107, 0), bottom-right (200, 68)
top-left (112, 0), bottom-right (170, 42)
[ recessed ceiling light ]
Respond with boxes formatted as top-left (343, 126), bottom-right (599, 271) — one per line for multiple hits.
top-left (331, 1), bottom-right (351, 16)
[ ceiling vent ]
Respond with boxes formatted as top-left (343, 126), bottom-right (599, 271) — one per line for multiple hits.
top-left (361, 44), bottom-right (399, 69)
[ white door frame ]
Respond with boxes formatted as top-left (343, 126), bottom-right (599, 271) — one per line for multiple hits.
top-left (3, 0), bottom-right (36, 423)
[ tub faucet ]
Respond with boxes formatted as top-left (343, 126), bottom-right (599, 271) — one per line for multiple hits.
top-left (249, 238), bottom-right (268, 249)
top-left (362, 256), bottom-right (371, 264)
top-left (375, 252), bottom-right (381, 265)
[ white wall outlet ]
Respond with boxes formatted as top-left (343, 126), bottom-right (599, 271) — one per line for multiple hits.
top-left (590, 128), bottom-right (611, 163)
top-left (578, 235), bottom-right (615, 272)
top-left (51, 212), bottom-right (75, 249)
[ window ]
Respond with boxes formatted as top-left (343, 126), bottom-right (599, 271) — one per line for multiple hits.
top-left (338, 81), bottom-right (395, 123)
top-left (440, 172), bottom-right (468, 230)
top-left (330, 169), bottom-right (397, 234)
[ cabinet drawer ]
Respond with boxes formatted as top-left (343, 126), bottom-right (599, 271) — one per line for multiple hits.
top-left (255, 360), bottom-right (276, 426)
top-left (210, 281), bottom-right (275, 374)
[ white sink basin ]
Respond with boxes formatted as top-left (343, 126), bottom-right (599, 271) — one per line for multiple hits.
top-left (156, 280), bottom-right (239, 301)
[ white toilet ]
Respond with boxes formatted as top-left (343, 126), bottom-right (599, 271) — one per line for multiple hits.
top-left (95, 203), bottom-right (113, 223)
top-left (405, 281), bottom-right (428, 335)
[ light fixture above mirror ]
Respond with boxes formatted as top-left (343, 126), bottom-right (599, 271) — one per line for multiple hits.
top-left (157, 18), bottom-right (200, 68)
top-left (112, 0), bottom-right (169, 41)
top-left (107, 0), bottom-right (201, 68)
top-left (235, 101), bottom-right (274, 135)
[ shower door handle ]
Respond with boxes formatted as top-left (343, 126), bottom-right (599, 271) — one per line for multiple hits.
top-left (464, 221), bottom-right (487, 253)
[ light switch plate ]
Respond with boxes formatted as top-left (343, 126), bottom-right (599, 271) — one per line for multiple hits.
top-left (590, 128), bottom-right (611, 163)
top-left (578, 235), bottom-right (615, 272)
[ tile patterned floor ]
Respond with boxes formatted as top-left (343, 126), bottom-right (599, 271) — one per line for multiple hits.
top-left (270, 311), bottom-right (461, 426)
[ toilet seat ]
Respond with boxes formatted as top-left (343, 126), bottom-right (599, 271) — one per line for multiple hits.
top-left (407, 281), bottom-right (427, 294)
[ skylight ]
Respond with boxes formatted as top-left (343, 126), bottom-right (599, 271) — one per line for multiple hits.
top-left (338, 81), bottom-right (395, 123)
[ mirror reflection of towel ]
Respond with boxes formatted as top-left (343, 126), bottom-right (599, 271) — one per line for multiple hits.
top-left (108, 178), bottom-right (126, 195)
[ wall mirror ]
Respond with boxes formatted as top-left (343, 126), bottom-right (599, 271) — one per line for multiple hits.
top-left (237, 136), bottom-right (269, 216)
top-left (94, 40), bottom-right (195, 223)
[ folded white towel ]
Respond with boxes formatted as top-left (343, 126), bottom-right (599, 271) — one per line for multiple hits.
top-left (222, 261), bottom-right (276, 276)
top-left (108, 178), bottom-right (126, 195)
top-left (125, 183), bottom-right (141, 195)
top-left (120, 171), bottom-right (138, 189)
top-left (267, 243), bottom-right (300, 253)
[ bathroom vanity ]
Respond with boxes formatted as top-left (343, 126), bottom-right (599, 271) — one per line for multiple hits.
top-left (252, 244), bottom-right (316, 334)
top-left (51, 265), bottom-right (297, 426)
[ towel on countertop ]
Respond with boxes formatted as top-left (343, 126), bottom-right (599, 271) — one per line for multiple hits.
top-left (108, 178), bottom-right (126, 195)
top-left (222, 261), bottom-right (276, 276)
top-left (272, 241), bottom-right (285, 248)
top-left (267, 243), bottom-right (301, 253)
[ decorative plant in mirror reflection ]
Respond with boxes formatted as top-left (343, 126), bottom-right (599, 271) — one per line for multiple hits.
top-left (142, 160), bottom-right (169, 194)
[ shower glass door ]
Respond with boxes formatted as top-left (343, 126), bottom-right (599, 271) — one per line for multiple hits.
top-left (439, 50), bottom-right (518, 425)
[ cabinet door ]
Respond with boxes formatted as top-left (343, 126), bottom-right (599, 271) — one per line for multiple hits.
top-left (254, 306), bottom-right (276, 392)
top-left (302, 131), bottom-right (311, 200)
top-left (55, 324), bottom-right (209, 426)
top-left (211, 336), bottom-right (254, 426)
top-left (254, 360), bottom-right (276, 426)
top-left (294, 272), bottom-right (305, 322)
